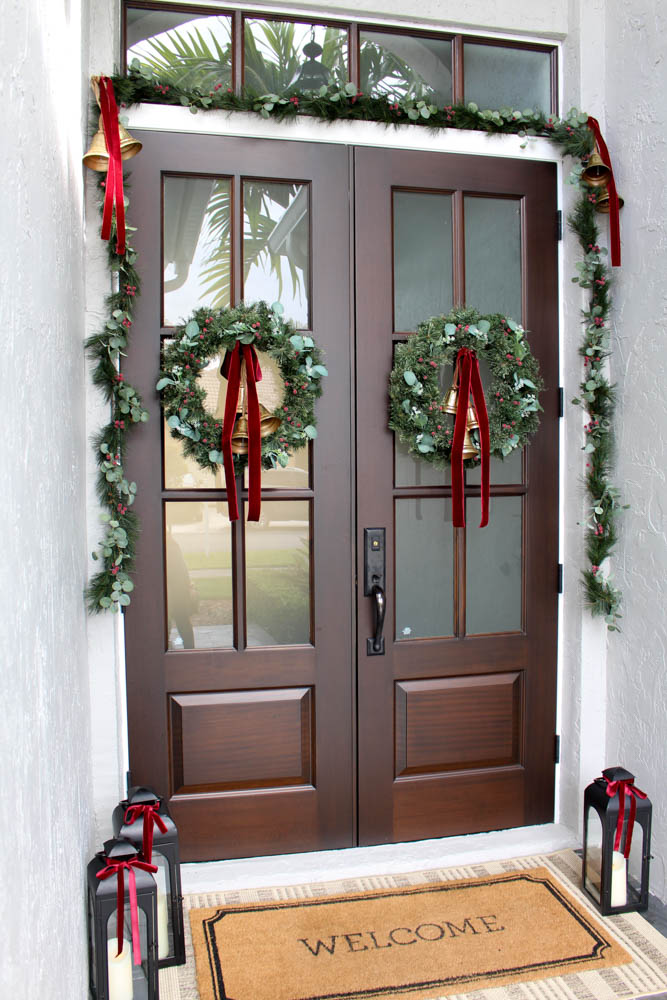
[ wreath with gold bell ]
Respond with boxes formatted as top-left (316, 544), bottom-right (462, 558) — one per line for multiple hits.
top-left (388, 307), bottom-right (543, 527)
top-left (157, 301), bottom-right (327, 521)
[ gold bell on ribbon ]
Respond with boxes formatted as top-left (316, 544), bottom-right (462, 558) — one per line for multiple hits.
top-left (230, 359), bottom-right (281, 455)
top-left (443, 367), bottom-right (459, 415)
top-left (82, 76), bottom-right (143, 171)
top-left (581, 149), bottom-right (612, 188)
top-left (595, 186), bottom-right (625, 214)
top-left (461, 425), bottom-right (479, 460)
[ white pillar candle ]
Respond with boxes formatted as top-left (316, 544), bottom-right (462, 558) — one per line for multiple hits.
top-left (154, 859), bottom-right (170, 960)
top-left (107, 938), bottom-right (133, 1000)
top-left (610, 850), bottom-right (627, 907)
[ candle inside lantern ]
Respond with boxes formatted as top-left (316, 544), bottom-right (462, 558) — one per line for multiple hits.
top-left (154, 857), bottom-right (170, 959)
top-left (107, 938), bottom-right (133, 1000)
top-left (610, 850), bottom-right (627, 907)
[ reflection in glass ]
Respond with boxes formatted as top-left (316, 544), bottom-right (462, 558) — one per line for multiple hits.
top-left (466, 496), bottom-right (522, 634)
top-left (394, 437), bottom-right (449, 487)
top-left (244, 19), bottom-right (347, 93)
top-left (163, 176), bottom-right (231, 325)
top-left (467, 446), bottom-right (523, 485)
top-left (126, 6), bottom-right (232, 91)
top-left (584, 806), bottom-right (604, 904)
top-left (395, 499), bottom-right (454, 639)
top-left (360, 31), bottom-right (452, 104)
top-left (394, 191), bottom-right (453, 331)
top-left (246, 502), bottom-right (311, 646)
top-left (163, 344), bottom-right (221, 489)
top-left (243, 181), bottom-right (310, 328)
top-left (465, 196), bottom-right (522, 322)
top-left (464, 43), bottom-right (552, 113)
top-left (245, 446), bottom-right (310, 489)
top-left (165, 502), bottom-right (233, 650)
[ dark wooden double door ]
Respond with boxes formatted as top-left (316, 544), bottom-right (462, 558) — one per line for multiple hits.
top-left (125, 132), bottom-right (559, 862)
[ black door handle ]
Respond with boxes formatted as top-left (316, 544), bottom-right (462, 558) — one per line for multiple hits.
top-left (368, 581), bottom-right (386, 655)
top-left (364, 528), bottom-right (386, 656)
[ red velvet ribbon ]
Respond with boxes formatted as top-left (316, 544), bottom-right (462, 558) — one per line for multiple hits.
top-left (603, 775), bottom-right (647, 859)
top-left (451, 348), bottom-right (490, 529)
top-left (220, 342), bottom-right (262, 521)
top-left (124, 802), bottom-right (168, 865)
top-left (98, 77), bottom-right (126, 255)
top-left (96, 856), bottom-right (157, 964)
top-left (587, 117), bottom-right (621, 267)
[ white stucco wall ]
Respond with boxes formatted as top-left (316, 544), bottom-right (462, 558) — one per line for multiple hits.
top-left (604, 0), bottom-right (667, 904)
top-left (0, 0), bottom-right (95, 996)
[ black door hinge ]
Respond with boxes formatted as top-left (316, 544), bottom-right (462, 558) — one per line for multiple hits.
top-left (554, 734), bottom-right (561, 764)
top-left (558, 387), bottom-right (564, 417)
top-left (557, 563), bottom-right (563, 594)
top-left (556, 210), bottom-right (563, 241)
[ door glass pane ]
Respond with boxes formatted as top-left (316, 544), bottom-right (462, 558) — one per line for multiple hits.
top-left (244, 19), bottom-right (348, 93)
top-left (126, 6), bottom-right (232, 91)
top-left (395, 498), bottom-right (454, 639)
top-left (360, 31), bottom-right (452, 104)
top-left (466, 496), bottom-right (522, 634)
top-left (465, 196), bottom-right (522, 322)
top-left (163, 343), bottom-right (220, 489)
top-left (165, 502), bottom-right (233, 651)
top-left (395, 438), bottom-right (449, 487)
top-left (243, 181), bottom-right (310, 329)
top-left (466, 447), bottom-right (523, 485)
top-left (394, 191), bottom-right (453, 332)
top-left (163, 176), bottom-right (231, 326)
top-left (245, 446), bottom-right (310, 489)
top-left (464, 43), bottom-right (552, 113)
top-left (246, 501), bottom-right (311, 646)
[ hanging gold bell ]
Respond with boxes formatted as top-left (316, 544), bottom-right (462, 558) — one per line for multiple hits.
top-left (82, 118), bottom-right (143, 171)
top-left (581, 149), bottom-right (612, 188)
top-left (230, 404), bottom-right (281, 454)
top-left (466, 405), bottom-right (479, 431)
top-left (595, 186), bottom-right (625, 214)
top-left (443, 365), bottom-right (460, 415)
top-left (461, 425), bottom-right (479, 460)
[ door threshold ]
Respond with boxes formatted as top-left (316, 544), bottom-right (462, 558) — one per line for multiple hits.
top-left (181, 823), bottom-right (579, 894)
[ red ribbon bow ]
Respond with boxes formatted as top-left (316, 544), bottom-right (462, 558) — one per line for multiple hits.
top-left (98, 77), bottom-right (126, 256)
top-left (220, 342), bottom-right (263, 521)
top-left (124, 802), bottom-right (168, 865)
top-left (96, 855), bottom-right (157, 964)
top-left (586, 117), bottom-right (621, 268)
top-left (451, 348), bottom-right (490, 528)
top-left (603, 775), bottom-right (647, 859)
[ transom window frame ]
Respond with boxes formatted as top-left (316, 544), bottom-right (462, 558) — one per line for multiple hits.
top-left (122, 0), bottom-right (559, 113)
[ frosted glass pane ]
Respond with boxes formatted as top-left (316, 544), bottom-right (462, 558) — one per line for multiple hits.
top-left (360, 31), bottom-right (452, 104)
top-left (244, 20), bottom-right (347, 93)
top-left (394, 192), bottom-right (453, 332)
top-left (163, 176), bottom-right (231, 326)
top-left (395, 499), bottom-right (454, 639)
top-left (464, 43), bottom-right (551, 113)
top-left (395, 437), bottom-right (449, 487)
top-left (165, 502), bottom-right (233, 651)
top-left (465, 196), bottom-right (522, 322)
top-left (126, 7), bottom-right (232, 91)
top-left (243, 181), bottom-right (310, 329)
top-left (466, 496), bottom-right (522, 634)
top-left (246, 502), bottom-right (311, 646)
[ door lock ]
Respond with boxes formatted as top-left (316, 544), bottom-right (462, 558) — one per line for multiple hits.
top-left (364, 528), bottom-right (386, 655)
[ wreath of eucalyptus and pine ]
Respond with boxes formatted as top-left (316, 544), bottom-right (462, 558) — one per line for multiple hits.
top-left (157, 300), bottom-right (327, 474)
top-left (389, 307), bottom-right (543, 466)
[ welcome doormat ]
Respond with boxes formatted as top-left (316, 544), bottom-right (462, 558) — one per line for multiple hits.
top-left (158, 851), bottom-right (667, 1000)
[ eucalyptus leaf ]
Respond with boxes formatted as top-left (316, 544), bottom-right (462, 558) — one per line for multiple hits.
top-left (304, 425), bottom-right (317, 439)
top-left (344, 82), bottom-right (357, 96)
top-left (167, 415), bottom-right (181, 428)
top-left (403, 370), bottom-right (417, 386)
top-left (185, 320), bottom-right (199, 337)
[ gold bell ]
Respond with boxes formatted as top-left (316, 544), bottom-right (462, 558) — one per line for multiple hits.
top-left (595, 187), bottom-right (625, 214)
top-left (443, 364), bottom-right (460, 415)
top-left (466, 405), bottom-right (479, 431)
top-left (461, 426), bottom-right (479, 460)
top-left (83, 119), bottom-right (143, 171)
top-left (581, 149), bottom-right (611, 188)
top-left (230, 404), bottom-right (281, 454)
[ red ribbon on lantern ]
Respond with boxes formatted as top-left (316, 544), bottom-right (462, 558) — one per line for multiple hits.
top-left (451, 347), bottom-right (490, 529)
top-left (603, 774), bottom-right (647, 859)
top-left (124, 802), bottom-right (168, 865)
top-left (587, 117), bottom-right (621, 268)
top-left (98, 76), bottom-right (126, 256)
top-left (96, 855), bottom-right (158, 964)
top-left (220, 342), bottom-right (263, 522)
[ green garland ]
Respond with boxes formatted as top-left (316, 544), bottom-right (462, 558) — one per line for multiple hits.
top-left (389, 308), bottom-right (542, 464)
top-left (85, 71), bottom-right (624, 628)
top-left (157, 301), bottom-right (326, 473)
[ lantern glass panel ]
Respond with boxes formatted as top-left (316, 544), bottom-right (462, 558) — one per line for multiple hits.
top-left (628, 826), bottom-right (646, 907)
top-left (106, 908), bottom-right (150, 999)
top-left (584, 804), bottom-right (603, 904)
top-left (153, 851), bottom-right (173, 960)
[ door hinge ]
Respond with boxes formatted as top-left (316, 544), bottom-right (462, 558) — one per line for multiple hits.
top-left (556, 209), bottom-right (563, 241)
top-left (558, 387), bottom-right (564, 418)
top-left (557, 563), bottom-right (563, 594)
top-left (554, 734), bottom-right (561, 764)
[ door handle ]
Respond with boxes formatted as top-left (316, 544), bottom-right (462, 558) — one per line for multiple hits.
top-left (364, 528), bottom-right (386, 656)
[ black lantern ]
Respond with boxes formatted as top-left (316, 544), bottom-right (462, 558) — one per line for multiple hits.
top-left (87, 838), bottom-right (158, 1000)
top-left (293, 31), bottom-right (330, 91)
top-left (113, 786), bottom-right (185, 967)
top-left (583, 766), bottom-right (652, 914)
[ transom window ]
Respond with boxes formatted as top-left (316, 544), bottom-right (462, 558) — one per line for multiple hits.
top-left (123, 2), bottom-right (557, 113)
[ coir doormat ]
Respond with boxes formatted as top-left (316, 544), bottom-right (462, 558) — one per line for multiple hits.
top-left (188, 863), bottom-right (631, 1000)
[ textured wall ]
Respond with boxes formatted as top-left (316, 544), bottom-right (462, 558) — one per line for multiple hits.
top-left (604, 0), bottom-right (667, 903)
top-left (0, 0), bottom-right (94, 996)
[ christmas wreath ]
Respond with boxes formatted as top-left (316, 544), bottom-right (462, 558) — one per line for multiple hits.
top-left (157, 300), bottom-right (327, 520)
top-left (389, 306), bottom-right (543, 526)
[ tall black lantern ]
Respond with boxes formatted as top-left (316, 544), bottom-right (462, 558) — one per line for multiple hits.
top-left (293, 32), bottom-right (330, 91)
top-left (87, 838), bottom-right (159, 1000)
top-left (583, 766), bottom-right (652, 914)
top-left (113, 786), bottom-right (185, 967)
